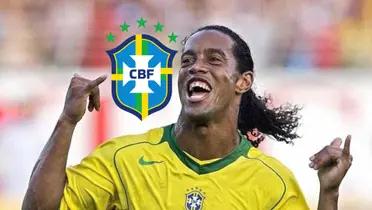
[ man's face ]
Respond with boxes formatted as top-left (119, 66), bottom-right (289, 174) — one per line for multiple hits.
top-left (178, 30), bottom-right (240, 120)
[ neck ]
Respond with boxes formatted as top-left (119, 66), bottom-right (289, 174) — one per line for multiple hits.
top-left (174, 106), bottom-right (240, 160)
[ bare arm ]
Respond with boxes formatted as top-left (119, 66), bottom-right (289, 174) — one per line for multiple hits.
top-left (22, 74), bottom-right (107, 210)
top-left (309, 136), bottom-right (353, 210)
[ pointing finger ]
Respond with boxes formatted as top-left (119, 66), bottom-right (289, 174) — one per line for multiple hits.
top-left (86, 75), bottom-right (107, 91)
top-left (343, 135), bottom-right (351, 155)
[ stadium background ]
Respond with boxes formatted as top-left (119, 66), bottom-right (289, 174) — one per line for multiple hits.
top-left (0, 0), bottom-right (372, 209)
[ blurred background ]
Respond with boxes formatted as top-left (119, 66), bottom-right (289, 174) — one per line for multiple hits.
top-left (0, 0), bottom-right (371, 209)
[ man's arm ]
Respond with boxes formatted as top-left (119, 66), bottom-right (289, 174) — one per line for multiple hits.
top-left (309, 135), bottom-right (353, 210)
top-left (22, 74), bottom-right (106, 210)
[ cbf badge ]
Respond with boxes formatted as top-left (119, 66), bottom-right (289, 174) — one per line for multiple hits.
top-left (185, 187), bottom-right (205, 210)
top-left (107, 18), bottom-right (177, 120)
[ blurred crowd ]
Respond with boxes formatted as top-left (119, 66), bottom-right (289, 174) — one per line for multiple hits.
top-left (1, 1), bottom-right (372, 209)
top-left (0, 0), bottom-right (371, 70)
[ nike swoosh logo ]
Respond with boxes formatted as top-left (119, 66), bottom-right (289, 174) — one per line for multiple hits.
top-left (138, 155), bottom-right (164, 166)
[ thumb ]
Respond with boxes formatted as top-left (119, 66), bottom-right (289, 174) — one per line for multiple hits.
top-left (330, 137), bottom-right (342, 148)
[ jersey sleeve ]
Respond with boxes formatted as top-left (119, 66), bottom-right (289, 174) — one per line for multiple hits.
top-left (247, 147), bottom-right (310, 210)
top-left (60, 140), bottom-right (126, 210)
top-left (274, 170), bottom-right (310, 210)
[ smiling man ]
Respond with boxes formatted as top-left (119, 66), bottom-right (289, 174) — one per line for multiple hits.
top-left (23, 25), bottom-right (352, 210)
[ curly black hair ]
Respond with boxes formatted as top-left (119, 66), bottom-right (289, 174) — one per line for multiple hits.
top-left (185, 25), bottom-right (302, 146)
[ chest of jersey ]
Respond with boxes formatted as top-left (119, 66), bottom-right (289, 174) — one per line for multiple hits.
top-left (113, 144), bottom-right (285, 210)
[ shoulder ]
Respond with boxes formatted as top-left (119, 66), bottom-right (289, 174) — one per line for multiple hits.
top-left (86, 125), bottom-right (167, 162)
top-left (99, 126), bottom-right (166, 151)
top-left (246, 147), bottom-right (296, 180)
top-left (244, 147), bottom-right (309, 209)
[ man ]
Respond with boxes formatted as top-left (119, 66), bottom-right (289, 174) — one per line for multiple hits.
top-left (23, 25), bottom-right (352, 209)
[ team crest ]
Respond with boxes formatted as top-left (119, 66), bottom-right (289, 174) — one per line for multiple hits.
top-left (107, 33), bottom-right (176, 120)
top-left (185, 188), bottom-right (205, 210)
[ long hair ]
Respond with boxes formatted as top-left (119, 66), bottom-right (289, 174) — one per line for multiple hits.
top-left (186, 25), bottom-right (301, 147)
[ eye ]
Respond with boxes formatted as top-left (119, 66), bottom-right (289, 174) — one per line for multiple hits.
top-left (181, 56), bottom-right (194, 67)
top-left (209, 55), bottom-right (223, 65)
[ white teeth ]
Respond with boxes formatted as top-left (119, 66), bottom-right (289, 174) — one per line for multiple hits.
top-left (188, 81), bottom-right (211, 92)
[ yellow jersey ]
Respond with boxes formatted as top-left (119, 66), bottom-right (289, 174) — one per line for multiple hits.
top-left (60, 124), bottom-right (309, 210)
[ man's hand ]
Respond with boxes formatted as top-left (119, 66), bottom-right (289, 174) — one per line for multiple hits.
top-left (23, 73), bottom-right (107, 210)
top-left (60, 74), bottom-right (107, 125)
top-left (309, 135), bottom-right (353, 192)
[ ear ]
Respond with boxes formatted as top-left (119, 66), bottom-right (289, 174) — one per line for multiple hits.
top-left (235, 71), bottom-right (253, 94)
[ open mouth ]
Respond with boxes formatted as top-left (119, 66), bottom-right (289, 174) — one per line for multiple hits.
top-left (187, 79), bottom-right (212, 102)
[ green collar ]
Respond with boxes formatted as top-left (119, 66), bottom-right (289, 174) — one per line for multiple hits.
top-left (162, 124), bottom-right (252, 175)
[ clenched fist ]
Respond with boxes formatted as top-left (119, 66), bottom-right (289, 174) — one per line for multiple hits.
top-left (60, 74), bottom-right (107, 125)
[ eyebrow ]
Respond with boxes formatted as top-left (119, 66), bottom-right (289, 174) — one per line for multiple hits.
top-left (181, 50), bottom-right (196, 59)
top-left (205, 48), bottom-right (227, 60)
top-left (181, 48), bottom-right (227, 59)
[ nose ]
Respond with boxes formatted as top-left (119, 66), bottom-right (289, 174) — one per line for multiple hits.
top-left (189, 59), bottom-right (208, 74)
